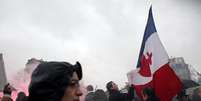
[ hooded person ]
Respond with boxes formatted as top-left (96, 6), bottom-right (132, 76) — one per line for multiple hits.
top-left (17, 61), bottom-right (83, 101)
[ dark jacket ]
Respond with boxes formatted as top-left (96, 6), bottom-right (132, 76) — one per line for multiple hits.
top-left (108, 90), bottom-right (127, 101)
top-left (85, 92), bottom-right (95, 101)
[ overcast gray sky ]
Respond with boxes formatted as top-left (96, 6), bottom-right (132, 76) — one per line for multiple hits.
top-left (0, 0), bottom-right (201, 89)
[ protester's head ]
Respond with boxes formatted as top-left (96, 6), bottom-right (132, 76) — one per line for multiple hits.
top-left (2, 83), bottom-right (13, 101)
top-left (28, 61), bottom-right (83, 101)
top-left (16, 92), bottom-right (27, 101)
top-left (86, 85), bottom-right (94, 92)
top-left (3, 83), bottom-right (12, 95)
top-left (106, 81), bottom-right (119, 93)
top-left (142, 87), bottom-right (159, 101)
top-left (94, 89), bottom-right (107, 101)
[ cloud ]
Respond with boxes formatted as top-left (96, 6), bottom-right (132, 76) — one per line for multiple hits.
top-left (0, 0), bottom-right (201, 89)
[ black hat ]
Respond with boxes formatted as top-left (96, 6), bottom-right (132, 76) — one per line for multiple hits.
top-left (28, 61), bottom-right (82, 101)
top-left (74, 61), bottom-right (82, 80)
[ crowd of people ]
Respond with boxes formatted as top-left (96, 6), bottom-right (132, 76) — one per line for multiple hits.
top-left (0, 61), bottom-right (201, 101)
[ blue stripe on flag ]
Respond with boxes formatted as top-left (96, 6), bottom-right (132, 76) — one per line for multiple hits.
top-left (136, 6), bottom-right (157, 68)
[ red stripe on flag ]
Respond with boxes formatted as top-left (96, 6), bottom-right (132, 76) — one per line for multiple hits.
top-left (133, 80), bottom-right (153, 99)
top-left (153, 64), bottom-right (182, 101)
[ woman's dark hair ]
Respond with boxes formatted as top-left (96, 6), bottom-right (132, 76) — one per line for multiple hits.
top-left (27, 61), bottom-right (82, 101)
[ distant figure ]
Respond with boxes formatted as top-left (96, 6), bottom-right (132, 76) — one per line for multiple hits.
top-left (94, 89), bottom-right (107, 101)
top-left (1, 83), bottom-right (13, 101)
top-left (177, 90), bottom-right (189, 101)
top-left (16, 61), bottom-right (83, 101)
top-left (198, 86), bottom-right (201, 97)
top-left (85, 85), bottom-right (95, 101)
top-left (127, 84), bottom-right (138, 101)
top-left (106, 81), bottom-right (128, 101)
top-left (141, 87), bottom-right (160, 101)
top-left (192, 87), bottom-right (201, 101)
top-left (16, 92), bottom-right (27, 101)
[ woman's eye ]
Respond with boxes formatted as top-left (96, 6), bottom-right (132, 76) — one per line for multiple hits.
top-left (70, 82), bottom-right (80, 87)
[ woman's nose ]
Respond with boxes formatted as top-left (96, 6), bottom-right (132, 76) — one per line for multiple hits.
top-left (76, 88), bottom-right (83, 96)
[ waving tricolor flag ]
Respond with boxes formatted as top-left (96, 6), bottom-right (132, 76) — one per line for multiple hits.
top-left (127, 6), bottom-right (182, 101)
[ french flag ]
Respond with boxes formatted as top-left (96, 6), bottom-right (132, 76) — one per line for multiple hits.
top-left (127, 6), bottom-right (182, 101)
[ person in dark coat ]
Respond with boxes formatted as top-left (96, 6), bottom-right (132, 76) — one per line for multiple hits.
top-left (85, 85), bottom-right (95, 101)
top-left (106, 81), bottom-right (128, 101)
top-left (94, 89), bottom-right (107, 101)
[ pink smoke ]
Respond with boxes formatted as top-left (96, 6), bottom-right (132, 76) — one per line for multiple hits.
top-left (2, 58), bottom-right (88, 101)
